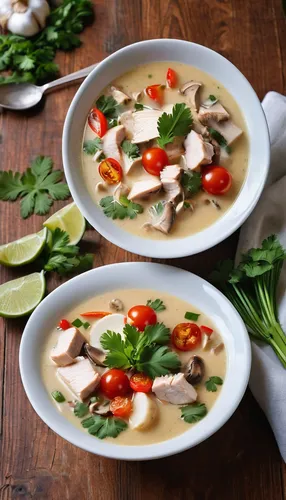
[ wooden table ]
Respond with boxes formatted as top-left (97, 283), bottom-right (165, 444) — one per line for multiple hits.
top-left (0, 0), bottom-right (285, 498)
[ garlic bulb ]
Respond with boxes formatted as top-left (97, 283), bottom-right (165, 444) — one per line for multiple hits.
top-left (0, 0), bottom-right (50, 37)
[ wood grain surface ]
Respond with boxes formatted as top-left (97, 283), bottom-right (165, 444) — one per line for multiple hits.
top-left (1, 0), bottom-right (286, 498)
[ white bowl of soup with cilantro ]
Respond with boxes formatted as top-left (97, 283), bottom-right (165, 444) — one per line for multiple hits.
top-left (20, 263), bottom-right (251, 460)
top-left (63, 39), bottom-right (269, 258)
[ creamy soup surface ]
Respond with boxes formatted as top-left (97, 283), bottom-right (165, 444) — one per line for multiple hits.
top-left (81, 62), bottom-right (248, 240)
top-left (42, 289), bottom-right (226, 446)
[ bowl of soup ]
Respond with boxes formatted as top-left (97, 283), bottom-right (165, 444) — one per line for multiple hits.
top-left (19, 262), bottom-right (251, 460)
top-left (62, 39), bottom-right (269, 258)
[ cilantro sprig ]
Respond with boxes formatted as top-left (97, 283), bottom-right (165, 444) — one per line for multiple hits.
top-left (99, 195), bottom-right (143, 220)
top-left (209, 127), bottom-right (231, 154)
top-left (180, 403), bottom-right (207, 423)
top-left (181, 171), bottom-right (202, 196)
top-left (146, 299), bottom-right (166, 312)
top-left (157, 103), bottom-right (193, 148)
top-left (96, 95), bottom-right (119, 128)
top-left (205, 376), bottom-right (223, 392)
top-left (121, 140), bottom-right (140, 159)
top-left (74, 402), bottom-right (89, 418)
top-left (210, 235), bottom-right (286, 368)
top-left (0, 156), bottom-right (70, 218)
top-left (82, 415), bottom-right (127, 439)
top-left (83, 137), bottom-right (103, 155)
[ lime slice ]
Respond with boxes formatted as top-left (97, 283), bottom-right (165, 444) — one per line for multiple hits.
top-left (0, 271), bottom-right (45, 318)
top-left (43, 202), bottom-right (86, 245)
top-left (0, 228), bottom-right (47, 267)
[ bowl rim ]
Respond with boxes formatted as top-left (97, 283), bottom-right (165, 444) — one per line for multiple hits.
top-left (19, 262), bottom-right (251, 461)
top-left (62, 38), bottom-right (270, 259)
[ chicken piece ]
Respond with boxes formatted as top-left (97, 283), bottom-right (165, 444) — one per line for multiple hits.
top-left (152, 373), bottom-right (197, 405)
top-left (128, 179), bottom-right (162, 200)
top-left (208, 119), bottom-right (243, 145)
top-left (164, 136), bottom-right (185, 162)
top-left (146, 200), bottom-right (176, 234)
top-left (193, 120), bottom-right (209, 137)
top-left (179, 81), bottom-right (202, 111)
top-left (110, 86), bottom-right (131, 105)
top-left (184, 130), bottom-right (214, 171)
top-left (160, 164), bottom-right (182, 203)
top-left (118, 110), bottom-right (134, 139)
top-left (160, 164), bottom-right (181, 181)
top-left (102, 125), bottom-right (126, 163)
top-left (198, 102), bottom-right (230, 124)
top-left (122, 154), bottom-right (143, 175)
top-left (51, 327), bottom-right (86, 367)
top-left (131, 110), bottom-right (161, 143)
top-left (57, 356), bottom-right (100, 401)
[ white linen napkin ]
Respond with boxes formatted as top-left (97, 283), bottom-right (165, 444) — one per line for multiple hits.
top-left (236, 91), bottom-right (286, 462)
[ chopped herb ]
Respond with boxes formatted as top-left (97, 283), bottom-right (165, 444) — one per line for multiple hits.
top-left (209, 127), bottom-right (232, 154)
top-left (107, 118), bottom-right (118, 129)
top-left (205, 376), bottom-right (223, 392)
top-left (209, 94), bottom-right (217, 102)
top-left (99, 195), bottom-right (143, 220)
top-left (181, 171), bottom-right (202, 196)
top-left (149, 201), bottom-right (164, 217)
top-left (72, 318), bottom-right (83, 328)
top-left (83, 321), bottom-right (91, 329)
top-left (90, 396), bottom-right (100, 403)
top-left (83, 137), bottom-right (102, 155)
top-left (82, 414), bottom-right (127, 439)
top-left (134, 103), bottom-right (144, 111)
top-left (121, 140), bottom-right (140, 159)
top-left (51, 390), bottom-right (65, 403)
top-left (183, 201), bottom-right (191, 209)
top-left (148, 74), bottom-right (153, 78)
top-left (96, 95), bottom-right (119, 119)
top-left (157, 103), bottom-right (193, 149)
top-left (74, 402), bottom-right (89, 418)
top-left (184, 311), bottom-right (200, 321)
top-left (180, 403), bottom-right (207, 423)
top-left (0, 156), bottom-right (70, 218)
top-left (146, 299), bottom-right (166, 312)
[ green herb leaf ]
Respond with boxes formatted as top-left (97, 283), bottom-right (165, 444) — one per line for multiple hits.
top-left (134, 103), bottom-right (144, 111)
top-left (136, 345), bottom-right (181, 378)
top-left (74, 401), bottom-right (89, 418)
top-left (123, 324), bottom-right (141, 348)
top-left (96, 95), bottom-right (119, 118)
top-left (205, 376), bottom-right (223, 392)
top-left (51, 390), bottom-right (65, 403)
top-left (99, 196), bottom-right (143, 220)
top-left (180, 403), bottom-right (207, 423)
top-left (72, 318), bottom-right (83, 328)
top-left (157, 103), bottom-right (193, 149)
top-left (83, 137), bottom-right (103, 155)
top-left (146, 299), bottom-right (166, 312)
top-left (183, 201), bottom-right (191, 209)
top-left (209, 94), bottom-right (217, 102)
top-left (209, 127), bottom-right (232, 154)
top-left (184, 311), bottom-right (200, 321)
top-left (83, 321), bottom-right (90, 329)
top-left (149, 201), bottom-right (164, 217)
top-left (82, 414), bottom-right (127, 439)
top-left (144, 323), bottom-right (170, 345)
top-left (121, 140), bottom-right (140, 159)
top-left (181, 171), bottom-right (202, 196)
top-left (100, 331), bottom-right (131, 369)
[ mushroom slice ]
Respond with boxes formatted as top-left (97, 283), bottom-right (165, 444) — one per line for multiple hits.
top-left (109, 298), bottom-right (124, 312)
top-left (202, 333), bottom-right (212, 351)
top-left (128, 179), bottom-right (162, 201)
top-left (211, 342), bottom-right (224, 355)
top-left (184, 130), bottom-right (214, 171)
top-left (95, 181), bottom-right (108, 193)
top-left (147, 201), bottom-right (176, 235)
top-left (179, 81), bottom-right (202, 111)
top-left (114, 182), bottom-right (130, 202)
top-left (132, 90), bottom-right (143, 102)
top-left (110, 86), bottom-right (131, 105)
top-left (198, 102), bottom-right (230, 124)
top-left (184, 355), bottom-right (205, 385)
top-left (90, 401), bottom-right (112, 416)
top-left (84, 343), bottom-right (106, 367)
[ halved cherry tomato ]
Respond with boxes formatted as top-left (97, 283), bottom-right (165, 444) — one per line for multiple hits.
top-left (88, 107), bottom-right (108, 137)
top-left (98, 157), bottom-right (123, 184)
top-left (100, 369), bottom-right (130, 400)
top-left (202, 165), bottom-right (232, 195)
top-left (110, 396), bottom-right (133, 418)
top-left (166, 68), bottom-right (177, 88)
top-left (130, 373), bottom-right (153, 393)
top-left (127, 305), bottom-right (157, 332)
top-left (58, 319), bottom-right (71, 330)
top-left (142, 147), bottom-right (169, 176)
top-left (201, 325), bottom-right (213, 336)
top-left (172, 323), bottom-right (202, 351)
top-left (80, 311), bottom-right (111, 318)
top-left (145, 84), bottom-right (165, 105)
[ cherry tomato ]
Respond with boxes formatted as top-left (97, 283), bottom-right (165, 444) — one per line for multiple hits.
top-left (58, 319), bottom-right (71, 330)
top-left (201, 325), bottom-right (213, 336)
top-left (202, 165), bottom-right (232, 195)
top-left (127, 305), bottom-right (157, 332)
top-left (130, 373), bottom-right (153, 393)
top-left (142, 147), bottom-right (169, 176)
top-left (88, 107), bottom-right (108, 137)
top-left (145, 84), bottom-right (165, 105)
top-left (110, 396), bottom-right (133, 418)
top-left (172, 323), bottom-right (202, 351)
top-left (100, 369), bottom-right (130, 400)
top-left (98, 158), bottom-right (123, 184)
top-left (80, 311), bottom-right (111, 318)
top-left (166, 68), bottom-right (177, 88)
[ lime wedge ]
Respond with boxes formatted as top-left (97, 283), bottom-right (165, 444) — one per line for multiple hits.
top-left (43, 202), bottom-right (86, 245)
top-left (0, 228), bottom-right (47, 267)
top-left (0, 271), bottom-right (45, 318)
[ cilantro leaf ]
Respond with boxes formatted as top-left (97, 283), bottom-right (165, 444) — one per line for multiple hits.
top-left (180, 403), bottom-right (207, 423)
top-left (205, 376), bottom-right (223, 392)
top-left (51, 390), bottom-right (65, 403)
top-left (100, 331), bottom-right (131, 369)
top-left (121, 140), bottom-right (140, 159)
top-left (82, 415), bottom-right (127, 439)
top-left (136, 345), bottom-right (181, 378)
top-left (144, 323), bottom-right (170, 345)
top-left (96, 95), bottom-right (119, 118)
top-left (123, 324), bottom-right (141, 348)
top-left (146, 299), bottom-right (166, 312)
top-left (149, 201), bottom-right (164, 218)
top-left (134, 103), bottom-right (144, 111)
top-left (74, 402), bottom-right (89, 418)
top-left (209, 127), bottom-right (231, 154)
top-left (181, 171), bottom-right (202, 196)
top-left (99, 195), bottom-right (143, 220)
top-left (157, 103), bottom-right (193, 148)
top-left (209, 94), bottom-right (217, 102)
top-left (83, 137), bottom-right (103, 155)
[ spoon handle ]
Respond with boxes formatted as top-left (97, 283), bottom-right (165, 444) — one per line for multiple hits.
top-left (42, 63), bottom-right (98, 93)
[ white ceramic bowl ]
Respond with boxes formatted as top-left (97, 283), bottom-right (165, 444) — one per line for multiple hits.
top-left (62, 39), bottom-right (270, 259)
top-left (20, 262), bottom-right (251, 461)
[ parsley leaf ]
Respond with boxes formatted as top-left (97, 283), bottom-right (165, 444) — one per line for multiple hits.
top-left (205, 376), bottom-right (223, 392)
top-left (100, 331), bottom-right (131, 369)
top-left (83, 137), bottom-right (103, 155)
top-left (74, 402), bottom-right (89, 418)
top-left (99, 196), bottom-right (143, 220)
top-left (96, 95), bottom-right (119, 118)
top-left (136, 345), bottom-right (181, 378)
top-left (146, 299), bottom-right (166, 312)
top-left (82, 415), bottom-right (127, 439)
top-left (123, 324), bottom-right (141, 348)
top-left (134, 103), bottom-right (144, 111)
top-left (157, 103), bottom-right (193, 148)
top-left (0, 156), bottom-right (70, 218)
top-left (121, 140), bottom-right (140, 159)
top-left (209, 127), bottom-right (232, 154)
top-left (181, 171), bottom-right (202, 196)
top-left (180, 403), bottom-right (207, 423)
top-left (144, 323), bottom-right (170, 345)
top-left (184, 311), bottom-right (200, 321)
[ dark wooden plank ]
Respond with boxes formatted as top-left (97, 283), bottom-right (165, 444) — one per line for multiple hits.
top-left (0, 0), bottom-right (285, 499)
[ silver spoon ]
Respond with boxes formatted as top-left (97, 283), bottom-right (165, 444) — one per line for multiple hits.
top-left (0, 63), bottom-right (98, 111)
